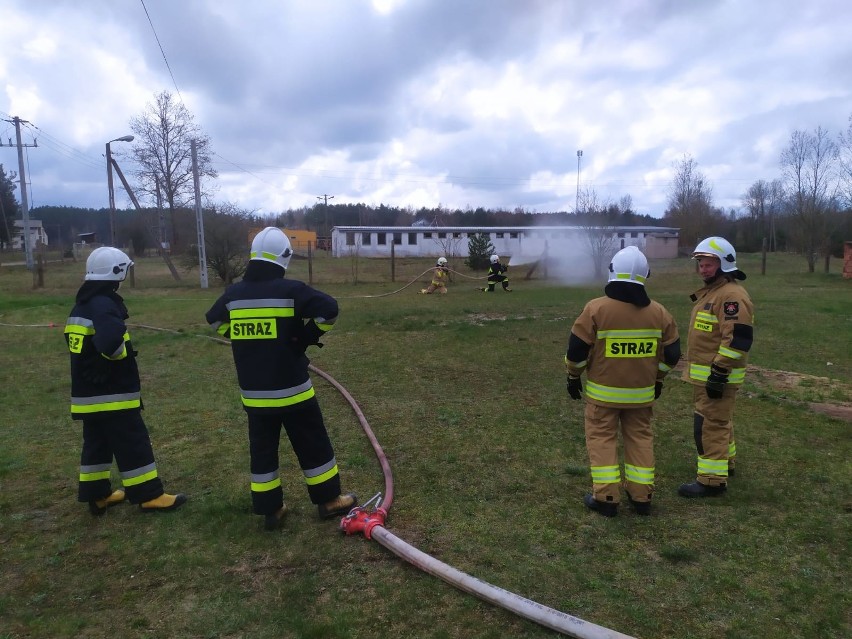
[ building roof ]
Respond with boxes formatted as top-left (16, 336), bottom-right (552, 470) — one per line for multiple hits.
top-left (332, 225), bottom-right (679, 234)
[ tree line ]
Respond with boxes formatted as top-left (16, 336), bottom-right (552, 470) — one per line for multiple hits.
top-left (2, 90), bottom-right (850, 275)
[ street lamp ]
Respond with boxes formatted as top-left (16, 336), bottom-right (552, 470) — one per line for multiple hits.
top-left (576, 150), bottom-right (583, 213)
top-left (106, 135), bottom-right (134, 246)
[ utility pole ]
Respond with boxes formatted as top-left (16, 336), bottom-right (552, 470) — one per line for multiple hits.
top-left (105, 135), bottom-right (134, 246)
top-left (316, 194), bottom-right (334, 247)
top-left (191, 139), bottom-right (209, 289)
top-left (1, 117), bottom-right (37, 269)
top-left (576, 149), bottom-right (583, 214)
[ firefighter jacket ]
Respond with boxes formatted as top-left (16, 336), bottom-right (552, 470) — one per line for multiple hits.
top-left (65, 282), bottom-right (141, 419)
top-left (565, 284), bottom-right (680, 408)
top-left (205, 271), bottom-right (338, 414)
top-left (683, 276), bottom-right (754, 386)
top-left (487, 262), bottom-right (507, 281)
top-left (431, 267), bottom-right (448, 288)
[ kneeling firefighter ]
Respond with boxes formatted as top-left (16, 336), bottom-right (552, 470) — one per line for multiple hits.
top-left (65, 247), bottom-right (187, 515)
top-left (565, 246), bottom-right (681, 516)
top-left (421, 256), bottom-right (449, 294)
top-left (206, 227), bottom-right (357, 530)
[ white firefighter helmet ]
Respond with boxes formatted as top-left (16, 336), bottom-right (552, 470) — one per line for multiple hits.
top-left (607, 245), bottom-right (650, 286)
top-left (250, 227), bottom-right (293, 269)
top-left (490, 254), bottom-right (500, 264)
top-left (692, 236), bottom-right (740, 274)
top-left (85, 247), bottom-right (134, 281)
top-left (437, 257), bottom-right (448, 266)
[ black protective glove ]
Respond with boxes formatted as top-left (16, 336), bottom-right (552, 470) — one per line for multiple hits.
top-left (567, 376), bottom-right (583, 400)
top-left (705, 364), bottom-right (729, 399)
top-left (654, 381), bottom-right (663, 399)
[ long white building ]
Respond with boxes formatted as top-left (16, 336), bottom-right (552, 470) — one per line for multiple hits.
top-left (330, 225), bottom-right (679, 261)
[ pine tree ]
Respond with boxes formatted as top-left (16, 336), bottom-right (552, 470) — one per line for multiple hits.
top-left (465, 232), bottom-right (495, 270)
top-left (0, 164), bottom-right (19, 246)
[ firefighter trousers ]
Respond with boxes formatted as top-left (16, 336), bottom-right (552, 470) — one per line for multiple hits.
top-left (692, 385), bottom-right (738, 486)
top-left (584, 403), bottom-right (655, 504)
top-left (247, 398), bottom-right (342, 515)
top-left (78, 410), bottom-right (164, 504)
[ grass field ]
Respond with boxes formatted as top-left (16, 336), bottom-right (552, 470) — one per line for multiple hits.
top-left (0, 250), bottom-right (850, 639)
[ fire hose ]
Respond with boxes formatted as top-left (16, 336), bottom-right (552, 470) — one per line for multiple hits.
top-left (311, 364), bottom-right (636, 639)
top-left (4, 317), bottom-right (636, 638)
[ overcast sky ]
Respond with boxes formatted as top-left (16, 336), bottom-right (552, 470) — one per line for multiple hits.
top-left (2, 0), bottom-right (851, 219)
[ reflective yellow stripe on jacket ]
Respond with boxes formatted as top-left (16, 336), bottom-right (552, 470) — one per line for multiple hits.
top-left (585, 381), bottom-right (655, 404)
top-left (240, 380), bottom-right (315, 409)
top-left (71, 392), bottom-right (142, 415)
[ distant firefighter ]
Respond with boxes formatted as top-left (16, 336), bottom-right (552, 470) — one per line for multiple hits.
top-left (482, 254), bottom-right (511, 292)
top-left (421, 257), bottom-right (449, 294)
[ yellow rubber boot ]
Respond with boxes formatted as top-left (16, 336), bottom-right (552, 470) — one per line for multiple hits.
top-left (89, 489), bottom-right (126, 516)
top-left (317, 493), bottom-right (358, 519)
top-left (140, 492), bottom-right (187, 513)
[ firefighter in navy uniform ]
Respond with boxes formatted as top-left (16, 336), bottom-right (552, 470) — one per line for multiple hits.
top-left (565, 246), bottom-right (680, 516)
top-left (64, 247), bottom-right (187, 515)
top-left (678, 237), bottom-right (754, 498)
top-left (482, 254), bottom-right (511, 292)
top-left (206, 227), bottom-right (357, 530)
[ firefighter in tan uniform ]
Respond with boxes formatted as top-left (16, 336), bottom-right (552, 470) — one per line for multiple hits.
top-left (679, 237), bottom-right (753, 497)
top-left (420, 257), bottom-right (449, 294)
top-left (565, 246), bottom-right (680, 517)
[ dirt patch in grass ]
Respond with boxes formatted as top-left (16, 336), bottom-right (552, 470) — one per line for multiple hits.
top-left (674, 361), bottom-right (852, 423)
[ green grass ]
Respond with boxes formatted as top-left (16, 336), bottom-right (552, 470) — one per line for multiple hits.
top-left (0, 251), bottom-right (850, 639)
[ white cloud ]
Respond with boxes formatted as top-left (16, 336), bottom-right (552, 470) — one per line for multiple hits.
top-left (1, 0), bottom-right (850, 217)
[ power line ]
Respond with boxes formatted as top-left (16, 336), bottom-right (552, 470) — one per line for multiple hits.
top-left (139, 0), bottom-right (184, 102)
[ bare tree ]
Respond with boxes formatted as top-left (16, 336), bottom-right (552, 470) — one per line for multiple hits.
top-left (665, 154), bottom-right (715, 248)
top-left (741, 179), bottom-right (785, 251)
top-left (838, 112), bottom-right (852, 208)
top-left (578, 186), bottom-right (617, 279)
top-left (129, 91), bottom-right (217, 250)
top-left (780, 126), bottom-right (838, 272)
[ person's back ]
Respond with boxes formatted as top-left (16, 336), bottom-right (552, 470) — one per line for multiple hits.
top-left (577, 295), bottom-right (677, 408)
top-left (565, 246), bottom-right (680, 517)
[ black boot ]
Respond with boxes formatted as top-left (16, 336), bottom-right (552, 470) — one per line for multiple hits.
top-left (583, 493), bottom-right (617, 517)
top-left (678, 481), bottom-right (726, 498)
top-left (627, 496), bottom-right (651, 516)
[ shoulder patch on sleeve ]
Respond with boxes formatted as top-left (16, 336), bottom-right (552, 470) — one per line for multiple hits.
top-left (724, 301), bottom-right (739, 316)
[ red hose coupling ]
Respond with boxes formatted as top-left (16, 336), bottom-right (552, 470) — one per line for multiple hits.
top-left (340, 507), bottom-right (387, 539)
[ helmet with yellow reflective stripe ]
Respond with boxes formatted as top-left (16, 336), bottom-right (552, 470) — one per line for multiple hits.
top-left (250, 227), bottom-right (293, 269)
top-left (608, 245), bottom-right (650, 286)
top-left (692, 236), bottom-right (745, 279)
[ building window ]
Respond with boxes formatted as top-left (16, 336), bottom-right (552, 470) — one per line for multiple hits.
top-left (408, 233), bottom-right (417, 245)
top-left (346, 233), bottom-right (355, 246)
top-left (362, 233), bottom-right (372, 246)
top-left (631, 232), bottom-right (638, 238)
top-left (424, 232), bottom-right (432, 239)
top-left (510, 232), bottom-right (518, 239)
top-left (393, 233), bottom-right (402, 245)
top-left (438, 232), bottom-right (446, 239)
top-left (453, 232), bottom-right (461, 239)
top-left (496, 232), bottom-right (504, 239)
top-left (377, 233), bottom-right (387, 245)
